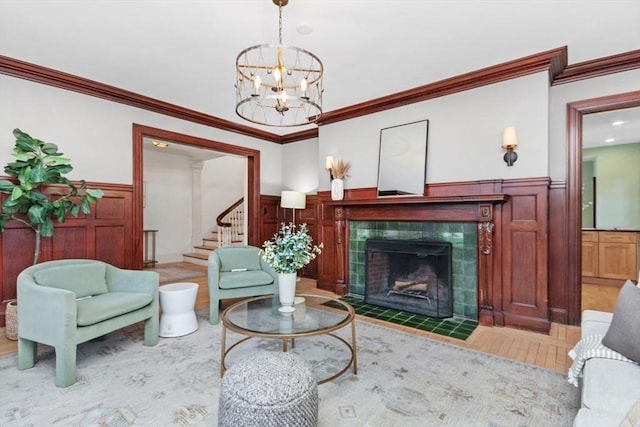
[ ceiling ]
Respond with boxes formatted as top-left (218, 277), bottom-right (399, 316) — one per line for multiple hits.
top-left (1, 0), bottom-right (639, 146)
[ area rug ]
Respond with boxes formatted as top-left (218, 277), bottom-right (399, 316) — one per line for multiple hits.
top-left (0, 311), bottom-right (579, 426)
top-left (148, 266), bottom-right (205, 284)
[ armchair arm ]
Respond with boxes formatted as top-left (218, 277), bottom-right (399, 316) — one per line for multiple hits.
top-left (208, 251), bottom-right (221, 290)
top-left (17, 274), bottom-right (77, 346)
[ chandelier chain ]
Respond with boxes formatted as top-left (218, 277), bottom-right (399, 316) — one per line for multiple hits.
top-left (278, 2), bottom-right (283, 45)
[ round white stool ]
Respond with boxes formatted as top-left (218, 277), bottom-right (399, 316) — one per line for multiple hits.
top-left (159, 282), bottom-right (199, 337)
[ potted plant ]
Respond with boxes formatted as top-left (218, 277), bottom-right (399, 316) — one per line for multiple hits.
top-left (261, 222), bottom-right (323, 312)
top-left (0, 128), bottom-right (104, 339)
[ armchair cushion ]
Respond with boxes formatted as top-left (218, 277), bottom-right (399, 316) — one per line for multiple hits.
top-left (217, 247), bottom-right (262, 272)
top-left (218, 270), bottom-right (275, 290)
top-left (76, 292), bottom-right (154, 326)
top-left (34, 263), bottom-right (108, 298)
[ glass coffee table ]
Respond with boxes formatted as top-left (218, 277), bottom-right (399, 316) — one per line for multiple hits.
top-left (220, 294), bottom-right (357, 384)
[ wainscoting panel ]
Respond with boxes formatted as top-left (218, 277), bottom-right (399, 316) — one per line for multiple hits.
top-left (0, 183), bottom-right (134, 326)
top-left (500, 179), bottom-right (550, 332)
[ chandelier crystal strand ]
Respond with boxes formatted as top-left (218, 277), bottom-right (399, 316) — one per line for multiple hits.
top-left (235, 0), bottom-right (323, 127)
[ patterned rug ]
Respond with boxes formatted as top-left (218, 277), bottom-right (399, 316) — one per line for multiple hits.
top-left (148, 266), bottom-right (205, 284)
top-left (0, 311), bottom-right (579, 426)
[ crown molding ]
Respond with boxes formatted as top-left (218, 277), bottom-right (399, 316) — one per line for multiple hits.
top-left (553, 49), bottom-right (640, 85)
top-left (316, 47), bottom-right (568, 126)
top-left (0, 55), bottom-right (283, 143)
top-left (2, 47), bottom-right (637, 145)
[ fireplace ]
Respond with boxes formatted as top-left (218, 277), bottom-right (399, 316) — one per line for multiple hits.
top-left (365, 239), bottom-right (453, 318)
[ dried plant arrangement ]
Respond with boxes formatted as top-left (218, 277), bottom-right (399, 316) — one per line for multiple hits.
top-left (331, 158), bottom-right (351, 179)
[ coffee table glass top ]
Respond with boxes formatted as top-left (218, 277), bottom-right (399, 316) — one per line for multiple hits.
top-left (223, 294), bottom-right (353, 336)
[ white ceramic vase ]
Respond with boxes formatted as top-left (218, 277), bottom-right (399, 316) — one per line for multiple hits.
top-left (277, 272), bottom-right (297, 313)
top-left (331, 178), bottom-right (344, 201)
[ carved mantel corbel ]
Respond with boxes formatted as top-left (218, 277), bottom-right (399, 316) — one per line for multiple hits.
top-left (478, 204), bottom-right (495, 255)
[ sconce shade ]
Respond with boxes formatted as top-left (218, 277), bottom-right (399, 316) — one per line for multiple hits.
top-left (325, 156), bottom-right (334, 170)
top-left (281, 191), bottom-right (306, 209)
top-left (502, 126), bottom-right (518, 149)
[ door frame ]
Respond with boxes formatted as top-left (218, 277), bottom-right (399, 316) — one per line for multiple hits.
top-left (132, 124), bottom-right (261, 268)
top-left (566, 90), bottom-right (640, 323)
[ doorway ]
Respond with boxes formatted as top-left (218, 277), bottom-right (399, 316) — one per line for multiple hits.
top-left (566, 91), bottom-right (640, 323)
top-left (132, 124), bottom-right (261, 269)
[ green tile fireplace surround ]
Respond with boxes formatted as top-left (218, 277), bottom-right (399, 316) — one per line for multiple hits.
top-left (348, 221), bottom-right (479, 320)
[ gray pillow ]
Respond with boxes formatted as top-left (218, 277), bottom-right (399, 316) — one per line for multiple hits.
top-left (602, 281), bottom-right (640, 363)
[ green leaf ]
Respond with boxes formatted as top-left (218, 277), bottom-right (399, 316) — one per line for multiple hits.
top-left (40, 217), bottom-right (54, 237)
top-left (0, 180), bottom-right (15, 193)
top-left (10, 186), bottom-right (23, 200)
top-left (86, 188), bottom-right (104, 199)
top-left (29, 165), bottom-right (48, 183)
top-left (71, 204), bottom-right (80, 217)
top-left (13, 129), bottom-right (38, 152)
top-left (44, 155), bottom-right (71, 166)
top-left (81, 198), bottom-right (90, 214)
top-left (41, 143), bottom-right (60, 155)
top-left (27, 204), bottom-right (46, 225)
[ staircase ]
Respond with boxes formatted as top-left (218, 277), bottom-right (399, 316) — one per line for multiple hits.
top-left (182, 198), bottom-right (245, 266)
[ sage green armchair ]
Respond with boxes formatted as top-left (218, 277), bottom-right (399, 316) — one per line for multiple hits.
top-left (17, 259), bottom-right (159, 387)
top-left (208, 245), bottom-right (277, 324)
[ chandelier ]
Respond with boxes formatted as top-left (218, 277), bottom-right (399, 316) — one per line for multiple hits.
top-left (235, 0), bottom-right (324, 127)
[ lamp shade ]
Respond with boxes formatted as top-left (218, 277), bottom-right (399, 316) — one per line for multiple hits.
top-left (502, 126), bottom-right (518, 149)
top-left (281, 191), bottom-right (306, 209)
top-left (325, 156), bottom-right (334, 170)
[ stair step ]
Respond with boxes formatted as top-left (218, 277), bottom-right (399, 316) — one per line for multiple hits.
top-left (195, 245), bottom-right (217, 251)
top-left (182, 252), bottom-right (209, 267)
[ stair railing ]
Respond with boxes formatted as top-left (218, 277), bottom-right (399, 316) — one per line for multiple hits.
top-left (216, 198), bottom-right (244, 248)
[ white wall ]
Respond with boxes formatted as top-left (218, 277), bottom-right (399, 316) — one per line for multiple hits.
top-left (281, 138), bottom-right (320, 194)
top-left (548, 69), bottom-right (640, 181)
top-left (318, 73), bottom-right (550, 191)
top-left (143, 150), bottom-right (194, 262)
top-left (0, 75), bottom-right (283, 192)
top-left (201, 155), bottom-right (246, 235)
top-left (141, 152), bottom-right (246, 263)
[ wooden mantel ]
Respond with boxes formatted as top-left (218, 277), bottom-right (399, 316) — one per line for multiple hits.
top-left (328, 194), bottom-right (509, 206)
top-left (325, 193), bottom-right (511, 326)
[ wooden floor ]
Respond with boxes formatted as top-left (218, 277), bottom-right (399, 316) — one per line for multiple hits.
top-left (0, 263), bottom-right (623, 374)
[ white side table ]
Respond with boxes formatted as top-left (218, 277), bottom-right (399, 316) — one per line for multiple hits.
top-left (159, 282), bottom-right (199, 337)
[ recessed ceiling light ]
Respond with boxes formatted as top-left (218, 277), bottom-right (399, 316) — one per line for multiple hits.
top-left (612, 120), bottom-right (626, 126)
top-left (152, 141), bottom-right (169, 148)
top-left (605, 138), bottom-right (615, 143)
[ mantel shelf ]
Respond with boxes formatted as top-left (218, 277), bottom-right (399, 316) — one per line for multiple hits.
top-left (327, 194), bottom-right (509, 206)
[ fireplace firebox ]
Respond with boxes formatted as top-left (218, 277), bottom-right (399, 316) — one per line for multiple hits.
top-left (365, 239), bottom-right (453, 318)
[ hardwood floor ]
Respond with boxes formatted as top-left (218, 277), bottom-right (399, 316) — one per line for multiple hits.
top-left (0, 262), bottom-right (623, 374)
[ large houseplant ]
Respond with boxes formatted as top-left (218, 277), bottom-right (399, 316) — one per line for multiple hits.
top-left (0, 129), bottom-right (103, 339)
top-left (0, 129), bottom-right (104, 265)
top-left (261, 222), bottom-right (322, 312)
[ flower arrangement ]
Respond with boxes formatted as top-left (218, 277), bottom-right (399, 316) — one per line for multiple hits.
top-left (261, 223), bottom-right (323, 274)
top-left (330, 158), bottom-right (351, 179)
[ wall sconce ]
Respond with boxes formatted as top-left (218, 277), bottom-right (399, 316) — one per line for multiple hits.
top-left (280, 190), bottom-right (306, 227)
top-left (502, 126), bottom-right (518, 167)
top-left (325, 155), bottom-right (335, 180)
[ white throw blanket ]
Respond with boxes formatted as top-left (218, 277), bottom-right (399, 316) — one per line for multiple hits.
top-left (567, 333), bottom-right (635, 386)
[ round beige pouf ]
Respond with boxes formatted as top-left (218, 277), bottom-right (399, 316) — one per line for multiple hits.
top-left (218, 351), bottom-right (318, 427)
